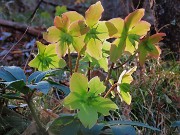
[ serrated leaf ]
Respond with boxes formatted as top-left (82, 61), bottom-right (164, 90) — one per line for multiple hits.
top-left (85, 1), bottom-right (104, 27)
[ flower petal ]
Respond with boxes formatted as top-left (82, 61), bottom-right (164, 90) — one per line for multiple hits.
top-left (69, 20), bottom-right (89, 37)
top-left (85, 1), bottom-right (104, 27)
top-left (86, 39), bottom-right (102, 60)
top-left (125, 9), bottom-right (145, 30)
top-left (54, 15), bottom-right (70, 31)
top-left (109, 18), bottom-right (125, 38)
top-left (128, 21), bottom-right (150, 36)
top-left (43, 26), bottom-right (62, 43)
top-left (92, 97), bottom-right (118, 115)
top-left (70, 73), bottom-right (88, 94)
top-left (56, 41), bottom-right (68, 57)
top-left (88, 76), bottom-right (106, 95)
top-left (63, 11), bottom-right (84, 24)
top-left (78, 104), bottom-right (98, 128)
top-left (72, 36), bottom-right (85, 53)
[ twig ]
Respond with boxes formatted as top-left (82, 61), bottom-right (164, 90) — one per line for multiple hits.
top-left (104, 83), bottom-right (117, 98)
top-left (104, 62), bottom-right (114, 86)
top-left (74, 53), bottom-right (81, 72)
top-left (68, 47), bottom-right (72, 75)
top-left (88, 61), bottom-right (91, 81)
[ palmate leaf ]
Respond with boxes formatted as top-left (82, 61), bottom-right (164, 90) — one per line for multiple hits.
top-left (109, 9), bottom-right (151, 62)
top-left (64, 73), bottom-right (118, 129)
top-left (138, 33), bottom-right (166, 66)
top-left (29, 41), bottom-right (66, 71)
top-left (117, 67), bottom-right (137, 105)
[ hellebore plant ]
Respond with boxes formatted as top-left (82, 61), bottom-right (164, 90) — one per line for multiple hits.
top-left (64, 73), bottom-right (118, 128)
top-left (0, 1), bottom-right (166, 134)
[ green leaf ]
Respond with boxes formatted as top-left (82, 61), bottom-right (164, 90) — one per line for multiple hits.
top-left (85, 1), bottom-right (104, 27)
top-left (55, 6), bottom-right (67, 16)
top-left (70, 73), bottom-right (88, 94)
top-left (171, 121), bottom-right (180, 127)
top-left (48, 115), bottom-right (81, 135)
top-left (88, 76), bottom-right (106, 95)
top-left (78, 104), bottom-right (98, 128)
top-left (97, 57), bottom-right (108, 72)
top-left (110, 125), bottom-right (136, 135)
top-left (56, 41), bottom-right (68, 57)
top-left (28, 81), bottom-right (51, 95)
top-left (0, 67), bottom-right (17, 82)
top-left (1, 93), bottom-right (23, 100)
top-left (108, 120), bottom-right (160, 131)
top-left (2, 80), bottom-right (30, 94)
top-left (3, 66), bottom-right (26, 82)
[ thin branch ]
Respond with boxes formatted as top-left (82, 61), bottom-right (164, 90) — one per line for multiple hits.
top-left (88, 61), bottom-right (91, 81)
top-left (74, 53), bottom-right (81, 72)
top-left (68, 47), bottom-right (72, 75)
top-left (104, 62), bottom-right (114, 86)
top-left (104, 83), bottom-right (117, 98)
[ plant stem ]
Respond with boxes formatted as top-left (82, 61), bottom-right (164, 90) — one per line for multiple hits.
top-left (74, 44), bottom-right (87, 72)
top-left (104, 83), bottom-right (117, 98)
top-left (104, 62), bottom-right (114, 86)
top-left (74, 53), bottom-right (81, 72)
top-left (113, 51), bottom-right (138, 70)
top-left (88, 61), bottom-right (91, 80)
top-left (27, 100), bottom-right (48, 135)
top-left (68, 47), bottom-right (72, 75)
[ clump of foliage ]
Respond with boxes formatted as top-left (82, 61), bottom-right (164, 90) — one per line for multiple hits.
top-left (0, 1), bottom-right (166, 135)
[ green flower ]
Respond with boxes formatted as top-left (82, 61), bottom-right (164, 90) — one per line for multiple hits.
top-left (64, 73), bottom-right (118, 128)
top-left (109, 9), bottom-right (151, 62)
top-left (84, 1), bottom-right (117, 60)
top-left (28, 41), bottom-right (66, 71)
top-left (43, 11), bottom-right (89, 57)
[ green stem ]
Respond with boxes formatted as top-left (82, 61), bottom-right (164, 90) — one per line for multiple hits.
top-left (68, 47), bottom-right (72, 75)
top-left (27, 100), bottom-right (48, 135)
top-left (74, 44), bottom-right (87, 72)
top-left (104, 62), bottom-right (114, 86)
top-left (88, 61), bottom-right (91, 81)
top-left (74, 53), bottom-right (81, 72)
